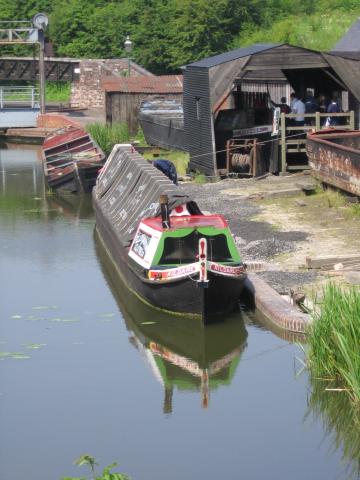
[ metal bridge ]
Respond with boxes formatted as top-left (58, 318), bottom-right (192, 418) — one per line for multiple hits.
top-left (0, 15), bottom-right (47, 125)
top-left (0, 57), bottom-right (79, 82)
top-left (0, 86), bottom-right (40, 128)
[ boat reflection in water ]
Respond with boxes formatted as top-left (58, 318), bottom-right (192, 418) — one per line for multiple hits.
top-left (46, 192), bottom-right (94, 221)
top-left (95, 231), bottom-right (248, 412)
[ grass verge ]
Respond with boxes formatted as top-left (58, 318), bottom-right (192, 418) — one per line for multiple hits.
top-left (307, 283), bottom-right (360, 403)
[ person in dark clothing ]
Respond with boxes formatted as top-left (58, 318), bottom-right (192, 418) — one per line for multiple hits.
top-left (304, 90), bottom-right (319, 126)
top-left (270, 96), bottom-right (291, 114)
top-left (304, 90), bottom-right (319, 114)
top-left (153, 159), bottom-right (178, 185)
top-left (318, 94), bottom-right (329, 114)
top-left (326, 97), bottom-right (340, 126)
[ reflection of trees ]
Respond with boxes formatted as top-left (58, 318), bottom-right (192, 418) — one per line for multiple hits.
top-left (306, 377), bottom-right (360, 479)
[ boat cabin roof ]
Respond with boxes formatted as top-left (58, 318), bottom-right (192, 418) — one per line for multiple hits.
top-left (142, 214), bottom-right (228, 232)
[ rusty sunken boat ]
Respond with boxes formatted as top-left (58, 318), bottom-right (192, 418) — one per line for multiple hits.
top-left (307, 129), bottom-right (360, 196)
top-left (43, 126), bottom-right (105, 193)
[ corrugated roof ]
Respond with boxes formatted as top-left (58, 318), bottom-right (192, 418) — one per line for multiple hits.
top-left (103, 75), bottom-right (183, 93)
top-left (332, 18), bottom-right (360, 54)
top-left (185, 43), bottom-right (281, 69)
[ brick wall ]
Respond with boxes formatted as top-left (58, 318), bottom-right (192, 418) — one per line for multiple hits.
top-left (70, 59), bottom-right (151, 108)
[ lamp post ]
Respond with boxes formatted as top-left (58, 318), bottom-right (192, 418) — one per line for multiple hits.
top-left (124, 35), bottom-right (133, 77)
top-left (32, 13), bottom-right (49, 114)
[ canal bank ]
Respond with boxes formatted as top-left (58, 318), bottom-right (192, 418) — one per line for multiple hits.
top-left (1, 143), bottom-right (360, 480)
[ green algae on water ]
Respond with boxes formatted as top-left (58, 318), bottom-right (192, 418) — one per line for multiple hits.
top-left (0, 351), bottom-right (31, 360)
top-left (23, 343), bottom-right (47, 350)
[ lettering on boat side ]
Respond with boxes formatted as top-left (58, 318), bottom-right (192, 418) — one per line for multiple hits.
top-left (148, 262), bottom-right (245, 281)
top-left (208, 262), bottom-right (245, 276)
top-left (148, 263), bottom-right (199, 280)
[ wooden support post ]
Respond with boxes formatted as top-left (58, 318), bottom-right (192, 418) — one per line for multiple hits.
top-left (350, 110), bottom-right (355, 130)
top-left (280, 112), bottom-right (286, 174)
top-left (315, 111), bottom-right (320, 131)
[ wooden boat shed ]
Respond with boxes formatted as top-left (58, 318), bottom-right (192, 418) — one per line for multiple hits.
top-left (103, 75), bottom-right (183, 135)
top-left (183, 43), bottom-right (360, 175)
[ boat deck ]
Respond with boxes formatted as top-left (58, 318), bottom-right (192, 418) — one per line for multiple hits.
top-left (142, 214), bottom-right (228, 231)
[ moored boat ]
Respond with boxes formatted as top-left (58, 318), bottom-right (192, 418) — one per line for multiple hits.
top-left (93, 144), bottom-right (246, 323)
top-left (306, 129), bottom-right (360, 196)
top-left (43, 126), bottom-right (105, 193)
top-left (95, 234), bottom-right (248, 410)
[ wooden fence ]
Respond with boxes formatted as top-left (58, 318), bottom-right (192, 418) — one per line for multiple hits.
top-left (279, 111), bottom-right (355, 173)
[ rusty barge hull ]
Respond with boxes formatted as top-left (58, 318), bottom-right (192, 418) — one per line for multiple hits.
top-left (306, 130), bottom-right (360, 196)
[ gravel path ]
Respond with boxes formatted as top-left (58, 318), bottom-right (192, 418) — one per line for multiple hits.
top-left (182, 179), bottom-right (318, 294)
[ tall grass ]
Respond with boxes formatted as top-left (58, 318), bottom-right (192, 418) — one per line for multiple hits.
top-left (86, 122), bottom-right (130, 155)
top-left (46, 81), bottom-right (71, 102)
top-left (308, 283), bottom-right (360, 403)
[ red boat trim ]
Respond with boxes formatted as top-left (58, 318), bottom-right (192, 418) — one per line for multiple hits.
top-left (208, 261), bottom-right (246, 277)
top-left (147, 261), bottom-right (245, 282)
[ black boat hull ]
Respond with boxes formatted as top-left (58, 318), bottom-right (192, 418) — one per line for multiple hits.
top-left (94, 203), bottom-right (246, 322)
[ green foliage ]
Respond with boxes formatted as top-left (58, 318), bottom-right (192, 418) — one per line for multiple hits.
top-left (86, 122), bottom-right (130, 156)
top-left (349, 203), bottom-right (360, 218)
top-left (46, 81), bottom-right (71, 102)
top-left (144, 150), bottom-right (189, 176)
top-left (62, 455), bottom-right (130, 480)
top-left (193, 171), bottom-right (207, 184)
top-left (134, 127), bottom-right (146, 147)
top-left (234, 5), bottom-right (360, 51)
top-left (308, 283), bottom-right (360, 403)
top-left (74, 455), bottom-right (98, 473)
top-left (0, 0), bottom-right (359, 72)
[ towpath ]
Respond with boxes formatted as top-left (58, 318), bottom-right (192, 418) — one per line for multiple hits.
top-left (182, 173), bottom-right (360, 295)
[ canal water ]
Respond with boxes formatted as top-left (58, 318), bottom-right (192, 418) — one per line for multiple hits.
top-left (0, 144), bottom-right (359, 480)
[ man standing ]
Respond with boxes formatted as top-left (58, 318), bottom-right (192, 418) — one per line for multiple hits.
top-left (290, 92), bottom-right (297, 112)
top-left (270, 96), bottom-right (291, 114)
top-left (292, 93), bottom-right (305, 127)
top-left (326, 96), bottom-right (340, 126)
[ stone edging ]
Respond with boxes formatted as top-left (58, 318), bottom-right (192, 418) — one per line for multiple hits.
top-left (244, 273), bottom-right (312, 334)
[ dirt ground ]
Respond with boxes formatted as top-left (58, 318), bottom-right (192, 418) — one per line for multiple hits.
top-left (182, 173), bottom-right (360, 296)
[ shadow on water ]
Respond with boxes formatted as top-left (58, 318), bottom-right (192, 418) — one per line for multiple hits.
top-left (306, 378), bottom-right (360, 480)
top-left (94, 229), bottom-right (248, 412)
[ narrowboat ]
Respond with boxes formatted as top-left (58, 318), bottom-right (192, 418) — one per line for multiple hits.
top-left (95, 234), bottom-right (248, 411)
top-left (43, 126), bottom-right (105, 193)
top-left (306, 129), bottom-right (360, 196)
top-left (93, 144), bottom-right (246, 323)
